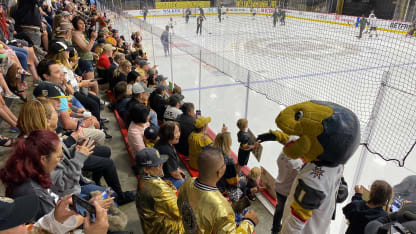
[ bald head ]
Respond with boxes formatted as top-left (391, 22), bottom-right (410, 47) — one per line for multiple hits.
top-left (198, 147), bottom-right (225, 181)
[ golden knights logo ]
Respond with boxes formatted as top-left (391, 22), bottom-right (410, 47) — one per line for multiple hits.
top-left (181, 201), bottom-right (198, 234)
top-left (310, 166), bottom-right (325, 180)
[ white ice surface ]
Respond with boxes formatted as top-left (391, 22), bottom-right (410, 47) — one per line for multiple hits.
top-left (114, 14), bottom-right (416, 234)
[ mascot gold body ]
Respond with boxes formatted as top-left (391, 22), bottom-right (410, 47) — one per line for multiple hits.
top-left (257, 100), bottom-right (360, 234)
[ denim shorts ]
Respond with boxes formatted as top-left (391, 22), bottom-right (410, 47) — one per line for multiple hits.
top-left (78, 59), bottom-right (94, 74)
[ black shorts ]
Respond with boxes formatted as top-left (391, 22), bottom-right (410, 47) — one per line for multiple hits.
top-left (238, 149), bottom-right (250, 166)
top-left (370, 27), bottom-right (377, 30)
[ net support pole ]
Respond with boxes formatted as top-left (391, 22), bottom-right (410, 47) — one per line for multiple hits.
top-left (339, 71), bottom-right (393, 233)
top-left (198, 49), bottom-right (202, 110)
top-left (151, 26), bottom-right (156, 66)
top-left (244, 71), bottom-right (251, 119)
top-left (404, 0), bottom-right (412, 20)
top-left (350, 70), bottom-right (390, 193)
top-left (170, 32), bottom-right (174, 90)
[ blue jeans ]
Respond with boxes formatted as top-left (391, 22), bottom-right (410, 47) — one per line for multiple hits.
top-left (71, 97), bottom-right (84, 109)
top-left (162, 43), bottom-right (169, 55)
top-left (149, 111), bottom-right (159, 130)
top-left (80, 184), bottom-right (106, 198)
top-left (164, 177), bottom-right (184, 189)
top-left (9, 45), bottom-right (28, 82)
top-left (78, 59), bottom-right (94, 74)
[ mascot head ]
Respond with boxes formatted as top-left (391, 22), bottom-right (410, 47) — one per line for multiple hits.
top-left (276, 100), bottom-right (360, 166)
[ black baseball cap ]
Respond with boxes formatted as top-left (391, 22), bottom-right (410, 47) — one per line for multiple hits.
top-left (50, 41), bottom-right (71, 55)
top-left (144, 126), bottom-right (159, 140)
top-left (170, 93), bottom-right (184, 102)
top-left (135, 148), bottom-right (168, 167)
top-left (155, 75), bottom-right (168, 82)
top-left (33, 82), bottom-right (68, 99)
top-left (0, 195), bottom-right (39, 231)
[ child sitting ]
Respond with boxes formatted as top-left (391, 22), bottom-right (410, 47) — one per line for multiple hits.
top-left (239, 167), bottom-right (262, 201)
top-left (343, 180), bottom-right (392, 234)
top-left (144, 125), bottom-right (159, 148)
top-left (236, 118), bottom-right (257, 174)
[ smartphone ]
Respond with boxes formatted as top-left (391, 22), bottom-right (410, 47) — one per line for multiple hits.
top-left (101, 187), bottom-right (115, 200)
top-left (76, 119), bottom-right (83, 131)
top-left (71, 194), bottom-right (96, 222)
top-left (95, 22), bottom-right (99, 32)
top-left (232, 196), bottom-right (251, 214)
top-left (390, 199), bottom-right (402, 212)
top-left (196, 110), bottom-right (201, 118)
top-left (87, 137), bottom-right (93, 145)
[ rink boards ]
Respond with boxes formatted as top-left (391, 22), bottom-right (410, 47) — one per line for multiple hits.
top-left (124, 7), bottom-right (414, 34)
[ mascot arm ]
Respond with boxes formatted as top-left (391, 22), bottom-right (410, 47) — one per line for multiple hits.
top-left (257, 130), bottom-right (290, 144)
top-left (281, 179), bottom-right (326, 234)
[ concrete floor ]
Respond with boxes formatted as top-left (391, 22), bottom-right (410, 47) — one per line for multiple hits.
top-left (0, 71), bottom-right (273, 234)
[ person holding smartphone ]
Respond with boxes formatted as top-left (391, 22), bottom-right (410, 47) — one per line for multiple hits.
top-left (343, 180), bottom-right (393, 234)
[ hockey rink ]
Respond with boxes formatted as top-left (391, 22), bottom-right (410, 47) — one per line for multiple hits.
top-left (115, 13), bottom-right (416, 233)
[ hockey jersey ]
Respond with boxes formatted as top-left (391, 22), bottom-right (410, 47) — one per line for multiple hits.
top-left (368, 14), bottom-right (377, 27)
top-left (280, 163), bottom-right (343, 234)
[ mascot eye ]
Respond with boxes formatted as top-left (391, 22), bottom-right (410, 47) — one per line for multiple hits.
top-left (295, 111), bottom-right (304, 121)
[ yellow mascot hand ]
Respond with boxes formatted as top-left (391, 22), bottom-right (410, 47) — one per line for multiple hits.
top-left (269, 130), bottom-right (290, 145)
top-left (257, 130), bottom-right (289, 144)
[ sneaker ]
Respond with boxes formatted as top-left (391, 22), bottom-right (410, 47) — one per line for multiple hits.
top-left (117, 191), bottom-right (136, 206)
top-left (103, 129), bottom-right (112, 139)
top-left (4, 93), bottom-right (20, 99)
top-left (101, 116), bottom-right (110, 123)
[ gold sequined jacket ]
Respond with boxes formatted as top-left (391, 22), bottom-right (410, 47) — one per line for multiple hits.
top-left (136, 175), bottom-right (184, 234)
top-left (178, 178), bottom-right (255, 234)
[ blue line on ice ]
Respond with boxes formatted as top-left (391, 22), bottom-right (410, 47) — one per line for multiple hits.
top-left (182, 61), bottom-right (416, 92)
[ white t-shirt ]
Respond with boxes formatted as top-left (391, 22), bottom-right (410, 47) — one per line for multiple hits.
top-left (61, 65), bottom-right (80, 92)
top-left (164, 105), bottom-right (183, 121)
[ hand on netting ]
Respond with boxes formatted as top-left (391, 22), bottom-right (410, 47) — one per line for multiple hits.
top-left (256, 133), bottom-right (277, 143)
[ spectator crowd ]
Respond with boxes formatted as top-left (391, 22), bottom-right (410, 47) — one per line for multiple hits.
top-left (0, 0), bottom-right (415, 234)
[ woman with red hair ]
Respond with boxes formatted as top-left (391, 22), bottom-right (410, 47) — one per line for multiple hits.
top-left (0, 130), bottom-right (92, 220)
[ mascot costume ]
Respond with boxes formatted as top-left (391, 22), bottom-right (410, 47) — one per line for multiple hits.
top-left (257, 100), bottom-right (360, 234)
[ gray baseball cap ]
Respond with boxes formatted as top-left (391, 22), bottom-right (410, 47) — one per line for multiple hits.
top-left (136, 148), bottom-right (169, 167)
top-left (132, 82), bottom-right (153, 94)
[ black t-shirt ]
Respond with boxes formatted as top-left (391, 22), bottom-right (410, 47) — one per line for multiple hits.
top-left (154, 140), bottom-right (180, 178)
top-left (176, 114), bottom-right (195, 156)
top-left (125, 98), bottom-right (145, 126)
top-left (149, 92), bottom-right (166, 121)
top-left (217, 154), bottom-right (238, 193)
top-left (13, 0), bottom-right (42, 28)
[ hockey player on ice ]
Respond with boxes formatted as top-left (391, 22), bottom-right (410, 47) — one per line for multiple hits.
top-left (272, 8), bottom-right (279, 27)
top-left (196, 13), bottom-right (204, 35)
top-left (278, 8), bottom-right (286, 25)
top-left (217, 5), bottom-right (222, 23)
top-left (168, 17), bottom-right (176, 35)
top-left (251, 7), bottom-right (256, 20)
top-left (357, 14), bottom-right (368, 39)
top-left (185, 8), bottom-right (191, 23)
top-left (368, 10), bottom-right (378, 38)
